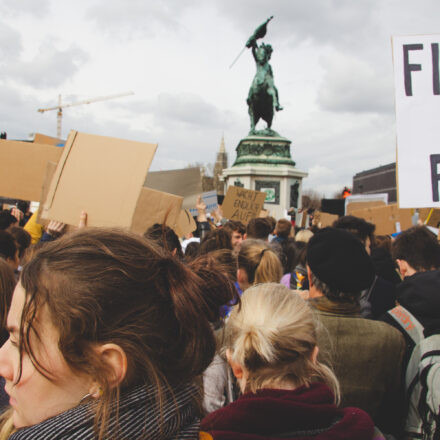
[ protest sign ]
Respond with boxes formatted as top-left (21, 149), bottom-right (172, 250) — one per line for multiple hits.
top-left (0, 139), bottom-right (63, 201)
top-left (345, 194), bottom-right (388, 215)
top-left (130, 187), bottom-right (182, 235)
top-left (392, 34), bottom-right (440, 208)
top-left (174, 209), bottom-right (197, 237)
top-left (33, 133), bottom-right (65, 146)
top-left (41, 130), bottom-right (157, 227)
top-left (313, 211), bottom-right (339, 228)
top-left (188, 190), bottom-right (218, 215)
top-left (144, 167), bottom-right (202, 210)
top-left (221, 186), bottom-right (266, 224)
top-left (349, 204), bottom-right (413, 235)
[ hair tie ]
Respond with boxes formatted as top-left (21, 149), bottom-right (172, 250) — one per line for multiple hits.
top-left (259, 248), bottom-right (268, 263)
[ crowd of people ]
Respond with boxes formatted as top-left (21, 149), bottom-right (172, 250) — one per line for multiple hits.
top-left (0, 197), bottom-right (438, 439)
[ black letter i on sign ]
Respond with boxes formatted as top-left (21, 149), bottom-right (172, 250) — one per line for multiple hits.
top-left (432, 43), bottom-right (440, 95)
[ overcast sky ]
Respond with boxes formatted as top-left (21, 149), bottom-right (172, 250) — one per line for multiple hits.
top-left (1, 0), bottom-right (439, 196)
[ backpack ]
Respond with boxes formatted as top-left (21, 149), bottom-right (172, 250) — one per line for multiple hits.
top-left (387, 305), bottom-right (440, 439)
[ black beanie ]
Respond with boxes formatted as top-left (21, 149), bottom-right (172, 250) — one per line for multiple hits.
top-left (307, 227), bottom-right (375, 293)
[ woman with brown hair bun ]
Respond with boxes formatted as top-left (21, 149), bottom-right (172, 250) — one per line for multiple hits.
top-left (201, 283), bottom-right (379, 440)
top-left (0, 228), bottom-right (236, 439)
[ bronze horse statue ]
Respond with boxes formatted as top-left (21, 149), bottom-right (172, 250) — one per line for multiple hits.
top-left (246, 18), bottom-right (283, 135)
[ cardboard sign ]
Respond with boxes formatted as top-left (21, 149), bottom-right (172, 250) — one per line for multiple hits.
top-left (345, 194), bottom-right (388, 215)
top-left (41, 131), bottom-right (157, 227)
top-left (0, 140), bottom-right (64, 201)
top-left (392, 35), bottom-right (440, 208)
top-left (130, 187), bottom-right (182, 235)
top-left (188, 190), bottom-right (218, 215)
top-left (36, 161), bottom-right (58, 225)
top-left (221, 186), bottom-right (266, 224)
top-left (350, 204), bottom-right (413, 235)
top-left (313, 211), bottom-right (339, 228)
top-left (174, 209), bottom-right (197, 237)
top-left (144, 167), bottom-right (202, 210)
top-left (33, 133), bottom-right (65, 146)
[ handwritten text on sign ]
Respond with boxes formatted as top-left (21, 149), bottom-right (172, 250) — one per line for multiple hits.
top-left (221, 186), bottom-right (267, 224)
top-left (392, 34), bottom-right (440, 208)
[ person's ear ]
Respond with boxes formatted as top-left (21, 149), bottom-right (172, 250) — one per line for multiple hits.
top-left (311, 346), bottom-right (319, 364)
top-left (243, 233), bottom-right (247, 240)
top-left (237, 268), bottom-right (248, 285)
top-left (307, 265), bottom-right (313, 286)
top-left (95, 343), bottom-right (127, 387)
top-left (396, 259), bottom-right (410, 277)
top-left (226, 349), bottom-right (244, 379)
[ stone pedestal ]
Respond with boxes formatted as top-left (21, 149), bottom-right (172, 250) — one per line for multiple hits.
top-left (222, 134), bottom-right (308, 220)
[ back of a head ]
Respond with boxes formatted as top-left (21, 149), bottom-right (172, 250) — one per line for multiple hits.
top-left (307, 227), bottom-right (375, 303)
top-left (199, 228), bottom-right (232, 254)
top-left (275, 219), bottom-right (292, 239)
top-left (20, 228), bottom-right (237, 434)
top-left (295, 229), bottom-right (313, 243)
top-left (9, 226), bottom-right (31, 259)
top-left (0, 211), bottom-right (17, 231)
top-left (225, 283), bottom-right (339, 398)
top-left (0, 230), bottom-right (17, 262)
top-left (238, 239), bottom-right (283, 284)
top-left (333, 215), bottom-right (375, 245)
top-left (392, 226), bottom-right (440, 271)
top-left (144, 223), bottom-right (183, 258)
top-left (246, 218), bottom-right (273, 240)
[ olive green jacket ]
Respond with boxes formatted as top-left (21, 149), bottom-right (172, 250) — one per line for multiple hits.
top-left (309, 296), bottom-right (405, 437)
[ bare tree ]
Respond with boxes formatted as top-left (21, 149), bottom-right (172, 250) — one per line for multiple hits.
top-left (301, 189), bottom-right (322, 210)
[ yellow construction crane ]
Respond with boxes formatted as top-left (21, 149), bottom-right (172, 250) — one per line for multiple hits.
top-left (37, 91), bottom-right (135, 138)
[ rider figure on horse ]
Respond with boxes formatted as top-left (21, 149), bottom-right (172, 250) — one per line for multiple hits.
top-left (246, 17), bottom-right (283, 134)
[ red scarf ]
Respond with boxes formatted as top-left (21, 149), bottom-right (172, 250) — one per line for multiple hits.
top-left (201, 382), bottom-right (374, 440)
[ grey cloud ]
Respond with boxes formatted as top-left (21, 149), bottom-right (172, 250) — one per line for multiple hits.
top-left (3, 43), bottom-right (89, 88)
top-left (215, 0), bottom-right (381, 49)
top-left (317, 53), bottom-right (394, 114)
top-left (0, 21), bottom-right (22, 59)
top-left (85, 0), bottom-right (196, 38)
top-left (155, 93), bottom-right (229, 128)
top-left (0, 0), bottom-right (50, 17)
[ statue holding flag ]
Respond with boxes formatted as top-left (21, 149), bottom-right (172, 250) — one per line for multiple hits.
top-left (245, 16), bottom-right (283, 135)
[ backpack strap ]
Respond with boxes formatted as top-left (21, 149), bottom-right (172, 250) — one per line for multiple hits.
top-left (387, 305), bottom-right (425, 344)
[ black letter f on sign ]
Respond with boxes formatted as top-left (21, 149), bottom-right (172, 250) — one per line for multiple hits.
top-left (431, 154), bottom-right (440, 202)
top-left (403, 44), bottom-right (423, 96)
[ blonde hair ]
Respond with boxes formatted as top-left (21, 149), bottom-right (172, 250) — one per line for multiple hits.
top-left (224, 283), bottom-right (340, 402)
top-left (0, 410), bottom-right (15, 440)
top-left (237, 240), bottom-right (282, 285)
top-left (295, 229), bottom-right (313, 243)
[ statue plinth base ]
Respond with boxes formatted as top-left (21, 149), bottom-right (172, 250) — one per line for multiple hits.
top-left (222, 133), bottom-right (308, 219)
top-left (233, 134), bottom-right (295, 167)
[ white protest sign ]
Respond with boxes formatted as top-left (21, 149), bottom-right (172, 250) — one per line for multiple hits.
top-left (392, 34), bottom-right (440, 208)
top-left (188, 191), bottom-right (218, 215)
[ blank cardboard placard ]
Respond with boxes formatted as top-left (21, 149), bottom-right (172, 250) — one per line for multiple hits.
top-left (221, 186), bottom-right (266, 224)
top-left (313, 211), bottom-right (339, 228)
top-left (350, 204), bottom-right (413, 235)
top-left (0, 140), bottom-right (63, 201)
top-left (144, 167), bottom-right (202, 208)
top-left (42, 131), bottom-right (157, 227)
top-left (33, 133), bottom-right (65, 146)
top-left (392, 34), bottom-right (440, 208)
top-left (130, 187), bottom-right (183, 235)
top-left (174, 209), bottom-right (197, 237)
top-left (36, 161), bottom-right (58, 225)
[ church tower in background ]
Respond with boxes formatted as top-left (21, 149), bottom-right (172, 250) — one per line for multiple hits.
top-left (213, 135), bottom-right (228, 195)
